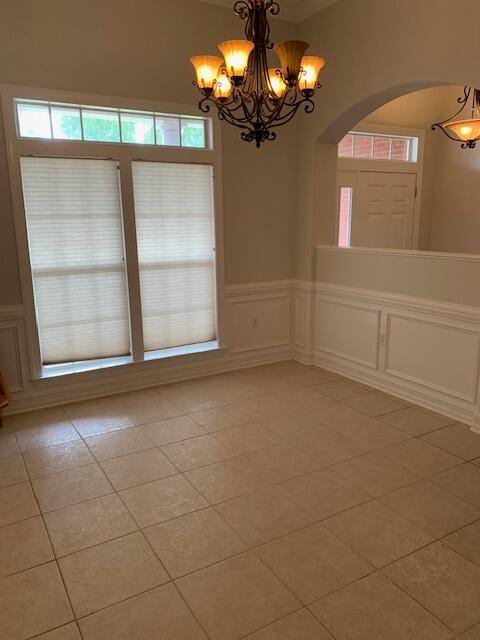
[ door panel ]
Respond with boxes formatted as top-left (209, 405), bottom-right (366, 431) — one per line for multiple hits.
top-left (351, 171), bottom-right (416, 249)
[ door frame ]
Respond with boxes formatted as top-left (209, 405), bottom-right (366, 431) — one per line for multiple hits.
top-left (336, 124), bottom-right (425, 249)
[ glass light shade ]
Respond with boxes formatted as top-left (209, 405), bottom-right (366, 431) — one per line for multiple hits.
top-left (218, 40), bottom-right (254, 79)
top-left (273, 41), bottom-right (309, 85)
top-left (190, 55), bottom-right (223, 90)
top-left (268, 69), bottom-right (286, 98)
top-left (214, 72), bottom-right (232, 100)
top-left (444, 118), bottom-right (480, 142)
top-left (298, 56), bottom-right (326, 91)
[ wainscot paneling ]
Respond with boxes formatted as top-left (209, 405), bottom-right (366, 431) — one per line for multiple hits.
top-left (312, 283), bottom-right (480, 430)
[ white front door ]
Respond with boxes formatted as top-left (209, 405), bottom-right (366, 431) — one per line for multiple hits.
top-left (350, 171), bottom-right (416, 249)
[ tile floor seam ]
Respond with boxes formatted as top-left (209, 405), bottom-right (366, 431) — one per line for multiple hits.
top-left (377, 560), bottom-right (474, 634)
top-left (18, 450), bottom-right (81, 639)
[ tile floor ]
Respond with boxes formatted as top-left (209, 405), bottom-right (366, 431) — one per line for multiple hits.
top-left (1, 361), bottom-right (480, 639)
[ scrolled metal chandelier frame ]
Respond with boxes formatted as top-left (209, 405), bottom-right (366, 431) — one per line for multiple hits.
top-left (190, 0), bottom-right (325, 147)
top-left (432, 86), bottom-right (480, 149)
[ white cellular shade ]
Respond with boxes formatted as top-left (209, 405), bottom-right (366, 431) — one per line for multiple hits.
top-left (132, 161), bottom-right (216, 351)
top-left (20, 157), bottom-right (130, 364)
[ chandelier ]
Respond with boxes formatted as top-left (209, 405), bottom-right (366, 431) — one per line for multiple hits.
top-left (190, 0), bottom-right (325, 148)
top-left (432, 86), bottom-right (480, 149)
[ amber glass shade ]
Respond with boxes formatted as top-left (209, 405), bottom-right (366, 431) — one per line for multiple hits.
top-left (214, 71), bottom-right (232, 100)
top-left (274, 41), bottom-right (309, 86)
top-left (190, 55), bottom-right (223, 91)
top-left (444, 118), bottom-right (480, 142)
top-left (298, 56), bottom-right (326, 92)
top-left (218, 40), bottom-right (254, 81)
top-left (268, 69), bottom-right (286, 98)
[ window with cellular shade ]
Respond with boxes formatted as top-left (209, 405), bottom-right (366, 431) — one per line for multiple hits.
top-left (20, 157), bottom-right (130, 364)
top-left (132, 161), bottom-right (216, 352)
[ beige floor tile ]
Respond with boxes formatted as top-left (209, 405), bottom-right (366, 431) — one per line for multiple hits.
top-left (186, 457), bottom-right (267, 504)
top-left (144, 507), bottom-right (246, 577)
top-left (6, 406), bottom-right (69, 431)
top-left (0, 516), bottom-right (53, 577)
top-left (119, 474), bottom-right (207, 527)
top-left (0, 562), bottom-right (73, 640)
top-left (143, 415), bottom-right (207, 446)
top-left (315, 403), bottom-right (367, 427)
top-left (33, 463), bottom-right (112, 512)
top-left (35, 623), bottom-right (82, 639)
top-left (216, 485), bottom-right (313, 547)
top-left (111, 391), bottom-right (183, 425)
top-left (309, 572), bottom-right (452, 640)
top-left (161, 434), bottom-right (234, 471)
top-left (324, 499), bottom-right (433, 568)
top-left (84, 428), bottom-right (154, 461)
top-left (343, 392), bottom-right (410, 417)
top-left (335, 417), bottom-right (410, 452)
top-left (381, 438), bottom-right (462, 478)
top-left (0, 453), bottom-right (27, 487)
top-left (240, 438), bottom-right (321, 483)
top-left (430, 463), bottom-right (480, 507)
top-left (384, 481), bottom-right (480, 537)
top-left (79, 583), bottom-right (208, 640)
top-left (258, 409), bottom-right (330, 443)
top-left (16, 423), bottom-right (81, 452)
top-left (63, 396), bottom-right (120, 419)
top-left (332, 450), bottom-right (420, 497)
top-left (474, 458), bottom-right (480, 467)
top-left (177, 552), bottom-right (300, 640)
top-left (190, 403), bottom-right (255, 432)
top-left (0, 481), bottom-right (39, 526)
top-left (384, 542), bottom-right (480, 634)
top-left (444, 520), bottom-right (480, 566)
top-left (44, 493), bottom-right (137, 557)
top-left (312, 379), bottom-right (372, 401)
top-left (244, 609), bottom-right (334, 639)
top-left (59, 531), bottom-right (168, 617)
top-left (23, 441), bottom-right (95, 479)
top-left (456, 624), bottom-right (480, 639)
top-left (70, 415), bottom-right (134, 438)
top-left (422, 423), bottom-right (480, 460)
top-left (214, 421), bottom-right (278, 456)
top-left (0, 430), bottom-right (19, 458)
top-left (281, 468), bottom-right (370, 519)
top-left (381, 406), bottom-right (455, 436)
top-left (100, 448), bottom-right (176, 490)
top-left (257, 522), bottom-right (372, 604)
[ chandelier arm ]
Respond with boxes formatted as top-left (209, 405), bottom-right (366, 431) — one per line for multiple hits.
top-left (432, 86), bottom-right (472, 130)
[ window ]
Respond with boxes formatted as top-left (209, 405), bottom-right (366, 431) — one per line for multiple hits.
top-left (10, 92), bottom-right (219, 376)
top-left (16, 99), bottom-right (208, 149)
top-left (338, 131), bottom-right (417, 162)
top-left (132, 162), bottom-right (216, 352)
top-left (20, 158), bottom-right (130, 364)
top-left (338, 187), bottom-right (353, 247)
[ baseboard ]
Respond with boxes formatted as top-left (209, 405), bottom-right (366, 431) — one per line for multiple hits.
top-left (314, 351), bottom-right (476, 427)
top-left (5, 344), bottom-right (293, 415)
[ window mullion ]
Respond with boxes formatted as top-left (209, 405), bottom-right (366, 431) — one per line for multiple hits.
top-left (118, 158), bottom-right (144, 362)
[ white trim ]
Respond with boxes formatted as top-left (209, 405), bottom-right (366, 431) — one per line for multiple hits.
top-left (316, 244), bottom-right (480, 263)
top-left (1, 82), bottom-right (225, 377)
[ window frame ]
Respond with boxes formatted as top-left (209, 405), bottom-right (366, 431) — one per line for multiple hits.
top-left (1, 84), bottom-right (225, 380)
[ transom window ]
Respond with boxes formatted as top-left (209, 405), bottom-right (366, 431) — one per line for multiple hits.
top-left (338, 131), bottom-right (418, 162)
top-left (16, 99), bottom-right (208, 149)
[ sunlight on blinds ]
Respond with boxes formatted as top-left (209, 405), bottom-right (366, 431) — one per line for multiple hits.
top-left (20, 157), bottom-right (130, 364)
top-left (132, 161), bottom-right (216, 351)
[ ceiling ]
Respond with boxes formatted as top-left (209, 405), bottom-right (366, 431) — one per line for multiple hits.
top-left (198, 0), bottom-right (339, 23)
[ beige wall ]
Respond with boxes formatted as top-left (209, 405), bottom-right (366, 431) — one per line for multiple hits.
top-left (0, 0), bottom-right (297, 306)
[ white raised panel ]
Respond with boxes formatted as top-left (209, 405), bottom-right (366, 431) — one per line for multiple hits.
top-left (0, 325), bottom-right (23, 391)
top-left (385, 314), bottom-right (480, 402)
top-left (229, 295), bottom-right (290, 353)
top-left (315, 298), bottom-right (380, 368)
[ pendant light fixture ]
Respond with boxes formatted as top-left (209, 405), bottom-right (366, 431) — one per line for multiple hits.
top-left (432, 86), bottom-right (480, 149)
top-left (190, 0), bottom-right (326, 148)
